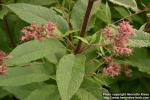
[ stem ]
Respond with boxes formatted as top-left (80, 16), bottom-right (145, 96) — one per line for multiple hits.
top-left (68, 13), bottom-right (73, 41)
top-left (74, 0), bottom-right (95, 54)
top-left (113, 8), bottom-right (149, 24)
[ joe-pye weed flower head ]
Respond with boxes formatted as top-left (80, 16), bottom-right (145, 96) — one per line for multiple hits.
top-left (21, 22), bottom-right (56, 41)
top-left (102, 21), bottom-right (134, 77)
top-left (103, 21), bottom-right (134, 55)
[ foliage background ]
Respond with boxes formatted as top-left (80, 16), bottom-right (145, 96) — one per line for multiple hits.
top-left (0, 0), bottom-right (150, 100)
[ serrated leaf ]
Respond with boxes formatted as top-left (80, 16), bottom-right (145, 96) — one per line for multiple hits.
top-left (56, 54), bottom-right (86, 100)
top-left (5, 39), bottom-right (66, 66)
top-left (6, 3), bottom-right (68, 32)
top-left (128, 30), bottom-right (150, 47)
top-left (25, 85), bottom-right (60, 100)
top-left (109, 0), bottom-right (138, 11)
top-left (0, 63), bottom-right (52, 86)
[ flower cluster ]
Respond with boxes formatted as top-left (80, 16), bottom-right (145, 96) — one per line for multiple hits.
top-left (103, 26), bottom-right (113, 41)
top-left (21, 22), bottom-right (56, 41)
top-left (103, 21), bottom-right (134, 55)
top-left (102, 56), bottom-right (132, 78)
top-left (102, 56), bottom-right (121, 77)
top-left (0, 51), bottom-right (7, 75)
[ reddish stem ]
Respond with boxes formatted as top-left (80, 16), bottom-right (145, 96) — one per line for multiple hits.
top-left (74, 0), bottom-right (95, 54)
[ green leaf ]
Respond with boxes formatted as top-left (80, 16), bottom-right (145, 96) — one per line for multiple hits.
top-left (0, 88), bottom-right (9, 99)
top-left (45, 53), bottom-right (58, 65)
top-left (7, 14), bottom-right (28, 45)
top-left (139, 78), bottom-right (150, 92)
top-left (6, 3), bottom-right (68, 32)
top-left (5, 39), bottom-right (66, 66)
top-left (105, 2), bottom-right (111, 23)
top-left (113, 79), bottom-right (149, 93)
top-left (2, 0), bottom-right (14, 4)
top-left (90, 33), bottom-right (97, 43)
top-left (0, 63), bottom-right (52, 86)
top-left (64, 30), bottom-right (79, 36)
top-left (74, 36), bottom-right (89, 45)
top-left (16, 0), bottom-right (56, 5)
top-left (94, 74), bottom-right (117, 87)
top-left (85, 59), bottom-right (101, 75)
top-left (75, 88), bottom-right (97, 100)
top-left (71, 0), bottom-right (100, 30)
top-left (128, 30), bottom-right (150, 47)
top-left (3, 83), bottom-right (45, 100)
top-left (0, 26), bottom-right (11, 52)
top-left (114, 6), bottom-right (132, 21)
top-left (0, 7), bottom-right (8, 19)
top-left (109, 83), bottom-right (121, 93)
top-left (81, 78), bottom-right (105, 100)
top-left (114, 6), bottom-right (129, 17)
top-left (96, 3), bottom-right (111, 24)
top-left (25, 85), bottom-right (60, 100)
top-left (108, 0), bottom-right (138, 11)
top-left (56, 54), bottom-right (86, 100)
top-left (125, 48), bottom-right (150, 74)
top-left (139, 23), bottom-right (147, 31)
top-left (71, 0), bottom-right (88, 30)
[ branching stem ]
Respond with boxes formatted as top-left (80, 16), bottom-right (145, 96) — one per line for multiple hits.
top-left (113, 8), bottom-right (150, 24)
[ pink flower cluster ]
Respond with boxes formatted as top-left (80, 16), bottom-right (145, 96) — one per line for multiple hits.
top-left (102, 56), bottom-right (132, 78)
top-left (103, 26), bottom-right (113, 41)
top-left (21, 22), bottom-right (56, 41)
top-left (118, 21), bottom-right (134, 35)
top-left (102, 56), bottom-right (121, 77)
top-left (103, 21), bottom-right (134, 55)
top-left (0, 51), bottom-right (7, 75)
